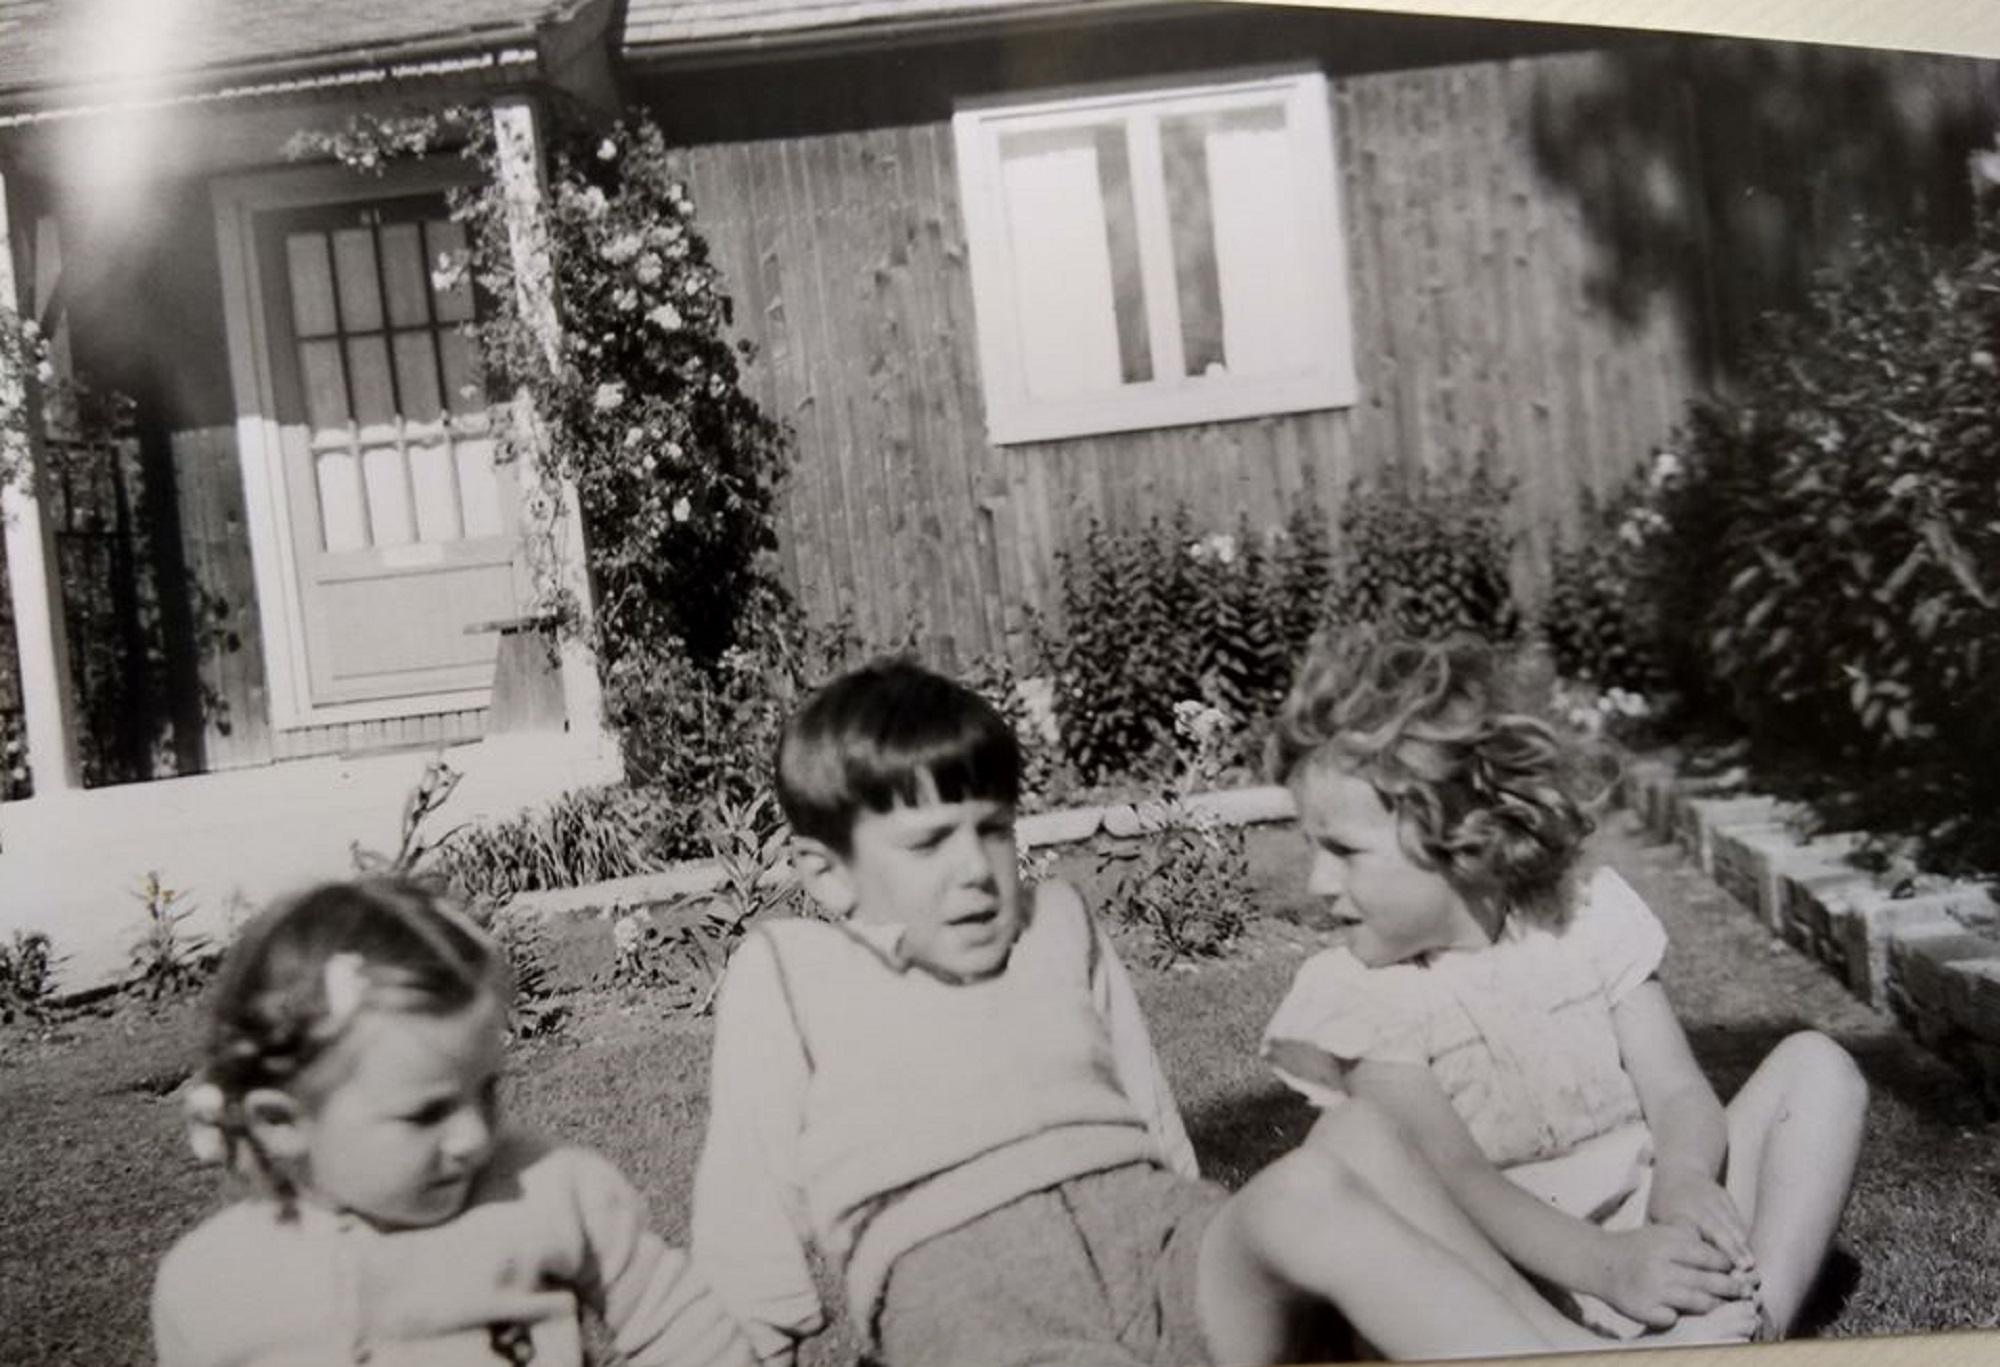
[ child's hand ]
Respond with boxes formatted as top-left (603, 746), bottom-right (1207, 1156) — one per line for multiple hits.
top-left (1648, 1166), bottom-right (1756, 1272)
top-left (1597, 1225), bottom-right (1759, 1328)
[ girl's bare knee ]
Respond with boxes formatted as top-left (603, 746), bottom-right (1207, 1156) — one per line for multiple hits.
top-left (1241, 1145), bottom-right (1368, 1240)
top-left (1776, 1030), bottom-right (1868, 1111)
top-left (1308, 1096), bottom-right (1404, 1162)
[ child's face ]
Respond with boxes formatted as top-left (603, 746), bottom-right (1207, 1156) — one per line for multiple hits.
top-left (1291, 761), bottom-right (1487, 967)
top-left (287, 993), bottom-right (506, 1230)
top-left (833, 780), bottom-right (1025, 983)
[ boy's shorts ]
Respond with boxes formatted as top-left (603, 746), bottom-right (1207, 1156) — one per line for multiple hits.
top-left (874, 1162), bottom-right (1224, 1367)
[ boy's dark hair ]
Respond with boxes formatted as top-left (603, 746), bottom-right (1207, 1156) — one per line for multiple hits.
top-left (775, 657), bottom-right (1021, 853)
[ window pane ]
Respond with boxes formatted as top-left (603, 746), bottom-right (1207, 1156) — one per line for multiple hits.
top-left (998, 124), bottom-right (1146, 399)
top-left (285, 234), bottom-right (339, 338)
top-left (1162, 104), bottom-right (1301, 380)
top-left (379, 223), bottom-right (432, 329)
top-left (332, 228), bottom-right (385, 333)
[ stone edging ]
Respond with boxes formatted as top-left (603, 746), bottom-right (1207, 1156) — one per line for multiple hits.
top-left (1621, 757), bottom-right (2000, 1103)
top-left (502, 784), bottom-right (1300, 919)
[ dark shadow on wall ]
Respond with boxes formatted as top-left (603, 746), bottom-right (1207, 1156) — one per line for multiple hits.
top-left (1530, 38), bottom-right (1999, 386)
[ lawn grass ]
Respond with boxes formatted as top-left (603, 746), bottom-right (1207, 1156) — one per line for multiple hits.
top-left (4, 815), bottom-right (1998, 1364)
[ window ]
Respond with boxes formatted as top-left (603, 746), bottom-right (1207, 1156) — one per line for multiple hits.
top-left (953, 68), bottom-right (1356, 445)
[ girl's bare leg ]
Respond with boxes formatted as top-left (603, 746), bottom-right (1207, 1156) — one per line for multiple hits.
top-left (1195, 1118), bottom-right (1612, 1364)
top-left (1721, 1030), bottom-right (1868, 1333)
top-left (1311, 1100), bottom-right (1758, 1353)
top-left (1300, 1102), bottom-right (1601, 1347)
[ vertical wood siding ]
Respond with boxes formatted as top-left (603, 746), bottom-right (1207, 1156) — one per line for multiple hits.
top-left (682, 52), bottom-right (1708, 664)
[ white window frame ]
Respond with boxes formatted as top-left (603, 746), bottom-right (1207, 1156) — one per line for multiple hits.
top-left (953, 66), bottom-right (1357, 446)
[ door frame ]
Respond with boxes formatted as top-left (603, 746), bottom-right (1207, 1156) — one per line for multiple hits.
top-left (215, 159), bottom-right (504, 730)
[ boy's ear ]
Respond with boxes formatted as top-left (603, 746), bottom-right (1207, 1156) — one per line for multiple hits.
top-left (789, 835), bottom-right (857, 917)
top-left (241, 1088), bottom-right (310, 1160)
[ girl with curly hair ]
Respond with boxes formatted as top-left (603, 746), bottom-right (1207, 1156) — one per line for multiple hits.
top-left (1261, 632), bottom-right (1866, 1346)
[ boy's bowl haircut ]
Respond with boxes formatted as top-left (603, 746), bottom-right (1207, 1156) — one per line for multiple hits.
top-left (777, 657), bottom-right (1022, 852)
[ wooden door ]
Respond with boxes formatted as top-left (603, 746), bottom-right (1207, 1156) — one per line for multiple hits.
top-left (255, 196), bottom-right (524, 710)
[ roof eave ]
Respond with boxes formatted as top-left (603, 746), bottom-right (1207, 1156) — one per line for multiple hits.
top-left (621, 0), bottom-right (1211, 70)
top-left (0, 6), bottom-right (590, 126)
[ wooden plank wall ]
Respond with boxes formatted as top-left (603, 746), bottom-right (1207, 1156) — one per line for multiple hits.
top-left (683, 50), bottom-right (1704, 668)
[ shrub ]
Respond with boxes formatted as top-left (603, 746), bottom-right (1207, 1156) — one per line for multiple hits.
top-left (1542, 473), bottom-right (1670, 697)
top-left (293, 108), bottom-right (795, 805)
top-left (1628, 214), bottom-right (2000, 873)
top-left (0, 930), bottom-right (63, 1024)
top-left (127, 874), bottom-right (216, 1003)
top-left (1093, 701), bottom-right (1251, 966)
top-left (1041, 503), bottom-right (1330, 785)
top-left (1325, 464), bottom-right (1522, 644)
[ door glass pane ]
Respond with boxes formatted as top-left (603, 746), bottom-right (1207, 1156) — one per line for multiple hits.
top-left (345, 336), bottom-right (397, 430)
top-left (286, 234), bottom-right (339, 337)
top-left (378, 223), bottom-right (432, 329)
top-left (392, 332), bottom-right (444, 424)
top-left (298, 339), bottom-right (351, 432)
top-left (332, 227), bottom-right (384, 332)
top-left (424, 219), bottom-right (475, 324)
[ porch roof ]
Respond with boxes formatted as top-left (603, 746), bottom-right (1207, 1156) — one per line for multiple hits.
top-left (0, 0), bottom-right (588, 117)
top-left (622, 0), bottom-right (1189, 58)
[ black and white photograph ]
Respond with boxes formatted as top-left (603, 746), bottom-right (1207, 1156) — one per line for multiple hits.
top-left (2, 1), bottom-right (1997, 1365)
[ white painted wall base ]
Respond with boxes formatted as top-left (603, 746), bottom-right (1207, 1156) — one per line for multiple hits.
top-left (0, 730), bottom-right (622, 993)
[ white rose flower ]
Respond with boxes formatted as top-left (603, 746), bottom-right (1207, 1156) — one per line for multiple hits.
top-left (670, 495), bottom-right (692, 522)
top-left (592, 383), bottom-right (626, 412)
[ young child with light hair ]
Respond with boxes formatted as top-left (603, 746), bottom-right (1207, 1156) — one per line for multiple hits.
top-left (693, 656), bottom-right (1684, 1367)
top-left (1262, 632), bottom-right (1868, 1343)
top-left (151, 877), bottom-right (750, 1367)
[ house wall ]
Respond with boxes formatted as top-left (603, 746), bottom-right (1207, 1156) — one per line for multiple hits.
top-left (633, 9), bottom-right (1993, 666)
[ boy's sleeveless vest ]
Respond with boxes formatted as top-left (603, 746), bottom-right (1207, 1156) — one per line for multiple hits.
top-left (758, 889), bottom-right (1160, 1325)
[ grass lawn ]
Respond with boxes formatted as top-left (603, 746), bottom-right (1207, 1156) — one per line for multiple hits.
top-left (5, 814), bottom-right (1999, 1364)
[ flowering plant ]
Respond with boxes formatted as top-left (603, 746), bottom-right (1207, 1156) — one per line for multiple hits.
top-left (294, 108), bottom-right (792, 776)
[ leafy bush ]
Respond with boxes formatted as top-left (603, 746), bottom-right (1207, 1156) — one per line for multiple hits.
top-left (1325, 464), bottom-right (1522, 644)
top-left (612, 791), bottom-right (810, 1015)
top-left (0, 930), bottom-right (63, 1024)
top-left (294, 108), bottom-right (795, 799)
top-left (1093, 702), bottom-right (1250, 966)
top-left (127, 874), bottom-right (217, 1003)
top-left (1542, 473), bottom-right (1670, 696)
top-left (429, 784), bottom-right (679, 906)
top-left (1626, 214), bottom-right (2000, 873)
top-left (1042, 504), bottom-right (1330, 784)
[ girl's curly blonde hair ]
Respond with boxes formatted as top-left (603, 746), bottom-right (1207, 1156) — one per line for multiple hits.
top-left (1270, 631), bottom-right (1616, 929)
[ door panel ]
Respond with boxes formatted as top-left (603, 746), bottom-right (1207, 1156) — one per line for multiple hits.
top-left (254, 197), bottom-right (524, 709)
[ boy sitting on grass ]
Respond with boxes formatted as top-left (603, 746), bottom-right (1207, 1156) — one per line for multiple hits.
top-left (692, 658), bottom-right (1624, 1367)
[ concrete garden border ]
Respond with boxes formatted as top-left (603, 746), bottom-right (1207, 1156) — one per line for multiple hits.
top-left (501, 785), bottom-right (1301, 919)
top-left (1622, 756), bottom-right (2000, 1106)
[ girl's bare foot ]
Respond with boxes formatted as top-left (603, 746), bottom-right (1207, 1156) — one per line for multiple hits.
top-left (1650, 1299), bottom-right (1760, 1346)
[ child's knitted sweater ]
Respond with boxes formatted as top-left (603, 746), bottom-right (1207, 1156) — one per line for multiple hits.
top-left (691, 881), bottom-right (1197, 1366)
top-left (153, 1132), bottom-right (750, 1367)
